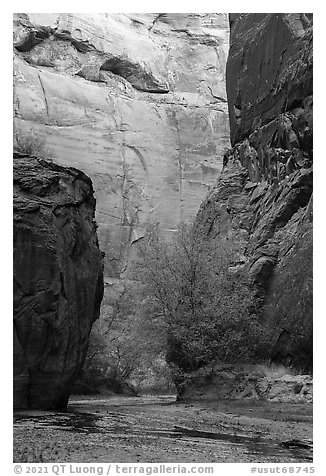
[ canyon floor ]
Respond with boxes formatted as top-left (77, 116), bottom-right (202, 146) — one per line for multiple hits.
top-left (13, 395), bottom-right (312, 463)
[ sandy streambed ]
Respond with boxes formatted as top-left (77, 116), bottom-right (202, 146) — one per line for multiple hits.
top-left (13, 395), bottom-right (313, 463)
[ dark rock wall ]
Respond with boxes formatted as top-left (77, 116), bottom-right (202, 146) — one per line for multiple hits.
top-left (13, 154), bottom-right (104, 409)
top-left (196, 13), bottom-right (313, 371)
top-left (227, 13), bottom-right (312, 148)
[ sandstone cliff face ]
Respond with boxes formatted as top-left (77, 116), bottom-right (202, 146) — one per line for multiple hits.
top-left (196, 13), bottom-right (313, 371)
top-left (13, 13), bottom-right (230, 274)
top-left (14, 154), bottom-right (104, 409)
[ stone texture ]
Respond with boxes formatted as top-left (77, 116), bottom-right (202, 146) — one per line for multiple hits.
top-left (13, 154), bottom-right (104, 409)
top-left (177, 364), bottom-right (313, 403)
top-left (13, 13), bottom-right (230, 274)
top-left (227, 13), bottom-right (313, 146)
top-left (195, 13), bottom-right (313, 371)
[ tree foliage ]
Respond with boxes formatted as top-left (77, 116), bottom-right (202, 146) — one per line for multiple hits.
top-left (132, 223), bottom-right (272, 373)
top-left (76, 222), bottom-right (272, 395)
top-left (74, 279), bottom-right (173, 394)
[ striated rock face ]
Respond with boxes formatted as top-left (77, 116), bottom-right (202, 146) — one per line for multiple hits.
top-left (227, 13), bottom-right (313, 148)
top-left (196, 13), bottom-right (313, 371)
top-left (13, 13), bottom-right (230, 273)
top-left (13, 154), bottom-right (104, 409)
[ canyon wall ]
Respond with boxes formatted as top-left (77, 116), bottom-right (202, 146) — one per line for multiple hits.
top-left (13, 13), bottom-right (230, 274)
top-left (13, 13), bottom-right (313, 405)
top-left (14, 154), bottom-right (104, 409)
top-left (196, 13), bottom-right (313, 371)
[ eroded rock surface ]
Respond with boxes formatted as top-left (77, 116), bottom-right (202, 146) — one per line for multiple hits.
top-left (195, 13), bottom-right (313, 371)
top-left (13, 154), bottom-right (104, 409)
top-left (13, 13), bottom-right (230, 273)
top-left (227, 13), bottom-right (313, 147)
top-left (178, 364), bottom-right (313, 403)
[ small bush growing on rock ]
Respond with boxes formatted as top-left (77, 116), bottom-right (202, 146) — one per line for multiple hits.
top-left (14, 126), bottom-right (52, 159)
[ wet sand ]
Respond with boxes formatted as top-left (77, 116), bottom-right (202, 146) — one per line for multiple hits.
top-left (13, 395), bottom-right (313, 463)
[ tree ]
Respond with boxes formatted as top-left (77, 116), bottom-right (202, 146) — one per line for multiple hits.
top-left (75, 222), bottom-right (272, 396)
top-left (132, 223), bottom-right (272, 374)
top-left (74, 277), bottom-right (173, 394)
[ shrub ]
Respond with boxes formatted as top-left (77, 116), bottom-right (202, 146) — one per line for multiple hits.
top-left (14, 126), bottom-right (52, 159)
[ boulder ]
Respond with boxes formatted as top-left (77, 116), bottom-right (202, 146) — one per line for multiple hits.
top-left (13, 154), bottom-right (104, 409)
